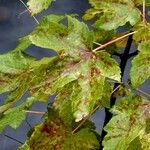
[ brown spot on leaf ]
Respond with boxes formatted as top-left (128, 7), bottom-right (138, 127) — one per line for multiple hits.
top-left (91, 67), bottom-right (101, 77)
top-left (41, 124), bottom-right (57, 136)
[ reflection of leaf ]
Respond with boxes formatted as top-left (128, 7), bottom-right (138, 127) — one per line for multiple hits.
top-left (27, 0), bottom-right (53, 15)
top-left (83, 0), bottom-right (141, 30)
top-left (19, 108), bottom-right (100, 150)
top-left (0, 97), bottom-right (36, 132)
top-left (103, 94), bottom-right (150, 150)
top-left (130, 40), bottom-right (150, 88)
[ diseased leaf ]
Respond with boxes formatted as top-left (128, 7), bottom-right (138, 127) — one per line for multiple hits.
top-left (29, 15), bottom-right (93, 59)
top-left (74, 76), bottom-right (105, 122)
top-left (30, 53), bottom-right (119, 122)
top-left (0, 97), bottom-right (36, 132)
top-left (27, 0), bottom-right (53, 15)
top-left (19, 108), bottom-right (100, 150)
top-left (62, 128), bottom-right (100, 150)
top-left (130, 53), bottom-right (150, 88)
top-left (0, 36), bottom-right (33, 94)
top-left (133, 23), bottom-right (150, 43)
top-left (138, 40), bottom-right (150, 53)
top-left (52, 54), bottom-right (117, 122)
top-left (130, 40), bottom-right (150, 88)
top-left (1, 72), bottom-right (31, 110)
top-left (103, 94), bottom-right (150, 150)
top-left (100, 80), bottom-right (113, 108)
top-left (95, 51), bottom-right (121, 81)
top-left (83, 0), bottom-right (141, 30)
top-left (53, 76), bottom-right (112, 123)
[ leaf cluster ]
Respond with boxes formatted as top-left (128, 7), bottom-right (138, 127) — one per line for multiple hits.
top-left (0, 0), bottom-right (150, 149)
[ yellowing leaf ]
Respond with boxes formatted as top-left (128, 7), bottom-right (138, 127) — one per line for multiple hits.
top-left (27, 0), bottom-right (53, 15)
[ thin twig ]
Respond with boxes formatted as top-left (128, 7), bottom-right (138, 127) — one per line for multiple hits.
top-left (136, 88), bottom-right (150, 98)
top-left (18, 0), bottom-right (39, 24)
top-left (111, 84), bottom-right (121, 95)
top-left (72, 105), bottom-right (100, 134)
top-left (23, 110), bottom-right (45, 115)
top-left (142, 0), bottom-right (147, 24)
top-left (125, 83), bottom-right (150, 99)
top-left (93, 31), bottom-right (137, 52)
top-left (128, 51), bottom-right (138, 59)
top-left (72, 85), bottom-right (121, 134)
top-left (93, 42), bottom-right (103, 46)
top-left (18, 9), bottom-right (29, 18)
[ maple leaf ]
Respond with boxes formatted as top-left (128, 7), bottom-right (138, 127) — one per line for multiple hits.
top-left (83, 0), bottom-right (141, 30)
top-left (51, 51), bottom-right (119, 122)
top-left (103, 94), bottom-right (150, 150)
top-left (130, 40), bottom-right (150, 88)
top-left (0, 97), bottom-right (36, 132)
top-left (19, 107), bottom-right (100, 150)
top-left (133, 23), bottom-right (150, 43)
top-left (29, 15), bottom-right (94, 59)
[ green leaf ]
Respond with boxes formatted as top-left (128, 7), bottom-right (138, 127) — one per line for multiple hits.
top-left (2, 73), bottom-right (31, 105)
top-left (74, 76), bottom-right (105, 122)
top-left (12, 36), bottom-right (31, 52)
top-left (62, 128), bottom-right (100, 150)
top-left (0, 51), bottom-right (34, 74)
top-left (0, 97), bottom-right (36, 132)
top-left (130, 53), bottom-right (150, 88)
top-left (19, 143), bottom-right (30, 150)
top-left (103, 94), bottom-right (150, 150)
top-left (0, 36), bottom-right (33, 94)
top-left (95, 51), bottom-right (121, 81)
top-left (130, 41), bottom-right (150, 88)
top-left (53, 82), bottom-right (76, 126)
top-left (29, 15), bottom-right (93, 59)
top-left (138, 40), bottom-right (150, 53)
top-left (53, 75), bottom-right (112, 123)
top-left (100, 80), bottom-right (113, 108)
top-left (51, 51), bottom-right (119, 122)
top-left (27, 0), bottom-right (53, 15)
top-left (133, 23), bottom-right (150, 43)
top-left (84, 0), bottom-right (141, 30)
top-left (19, 108), bottom-right (100, 150)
